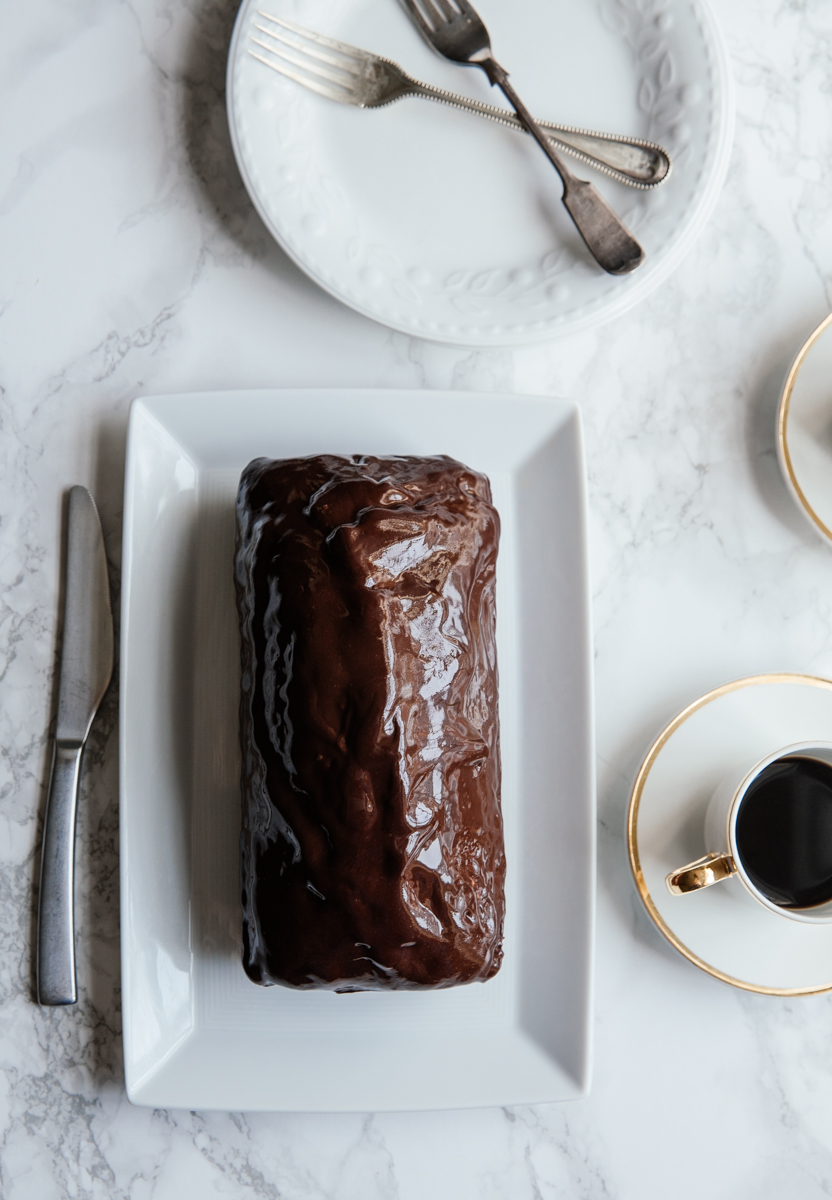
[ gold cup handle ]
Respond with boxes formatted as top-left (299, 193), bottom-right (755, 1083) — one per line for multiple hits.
top-left (666, 852), bottom-right (737, 896)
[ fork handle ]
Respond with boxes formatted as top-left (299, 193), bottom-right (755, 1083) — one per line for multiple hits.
top-left (480, 59), bottom-right (645, 276)
top-left (407, 79), bottom-right (669, 189)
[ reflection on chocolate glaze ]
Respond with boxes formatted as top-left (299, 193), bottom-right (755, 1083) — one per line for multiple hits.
top-left (235, 454), bottom-right (504, 991)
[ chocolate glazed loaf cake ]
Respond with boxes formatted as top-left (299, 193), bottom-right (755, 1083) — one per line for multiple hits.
top-left (234, 454), bottom-right (504, 991)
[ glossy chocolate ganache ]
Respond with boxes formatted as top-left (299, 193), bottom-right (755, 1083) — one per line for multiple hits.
top-left (235, 454), bottom-right (504, 991)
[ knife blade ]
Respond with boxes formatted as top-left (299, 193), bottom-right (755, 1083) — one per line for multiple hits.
top-left (37, 486), bottom-right (113, 1006)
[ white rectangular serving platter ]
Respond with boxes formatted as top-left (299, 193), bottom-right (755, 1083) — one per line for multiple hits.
top-left (120, 389), bottom-right (595, 1112)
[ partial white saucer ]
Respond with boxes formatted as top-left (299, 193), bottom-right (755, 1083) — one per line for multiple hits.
top-left (628, 673), bottom-right (832, 995)
top-left (777, 312), bottom-right (832, 546)
top-left (226, 0), bottom-right (734, 346)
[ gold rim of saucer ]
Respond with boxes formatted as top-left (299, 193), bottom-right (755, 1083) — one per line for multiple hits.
top-left (777, 311), bottom-right (832, 545)
top-left (627, 672), bottom-right (832, 996)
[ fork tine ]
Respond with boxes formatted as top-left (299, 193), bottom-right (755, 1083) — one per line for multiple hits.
top-left (250, 35), bottom-right (355, 91)
top-left (433, 0), bottom-right (460, 19)
top-left (447, 0), bottom-right (476, 15)
top-left (257, 11), bottom-right (368, 58)
top-left (418, 0), bottom-right (449, 27)
top-left (398, 0), bottom-right (436, 35)
top-left (247, 47), bottom-right (353, 104)
top-left (252, 22), bottom-right (363, 78)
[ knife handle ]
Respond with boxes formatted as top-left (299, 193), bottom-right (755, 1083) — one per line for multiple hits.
top-left (37, 741), bottom-right (83, 1006)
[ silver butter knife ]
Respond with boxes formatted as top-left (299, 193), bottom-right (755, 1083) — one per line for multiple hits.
top-left (37, 486), bottom-right (113, 1006)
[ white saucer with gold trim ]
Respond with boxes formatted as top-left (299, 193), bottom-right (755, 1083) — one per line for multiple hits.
top-left (628, 673), bottom-right (832, 995)
top-left (777, 312), bottom-right (832, 546)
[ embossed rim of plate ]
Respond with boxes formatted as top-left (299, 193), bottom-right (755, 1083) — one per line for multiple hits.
top-left (226, 0), bottom-right (735, 346)
top-left (777, 311), bottom-right (832, 546)
top-left (627, 672), bottom-right (832, 996)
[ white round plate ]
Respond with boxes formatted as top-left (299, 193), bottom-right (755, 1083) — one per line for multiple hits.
top-left (777, 312), bottom-right (832, 546)
top-left (628, 674), bottom-right (832, 995)
top-left (227, 0), bottom-right (734, 346)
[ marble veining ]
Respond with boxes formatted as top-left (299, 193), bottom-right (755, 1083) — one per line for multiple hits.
top-left (4, 0), bottom-right (832, 1195)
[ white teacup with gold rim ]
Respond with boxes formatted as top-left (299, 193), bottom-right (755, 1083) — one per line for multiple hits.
top-left (666, 741), bottom-right (832, 924)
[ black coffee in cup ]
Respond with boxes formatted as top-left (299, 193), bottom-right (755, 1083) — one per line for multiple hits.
top-left (736, 756), bottom-right (832, 908)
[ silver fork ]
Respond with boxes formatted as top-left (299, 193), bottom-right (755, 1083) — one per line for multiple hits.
top-left (249, 14), bottom-right (670, 190)
top-left (398, 0), bottom-right (644, 275)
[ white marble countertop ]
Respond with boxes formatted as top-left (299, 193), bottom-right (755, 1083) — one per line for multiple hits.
top-left (4, 0), bottom-right (832, 1195)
